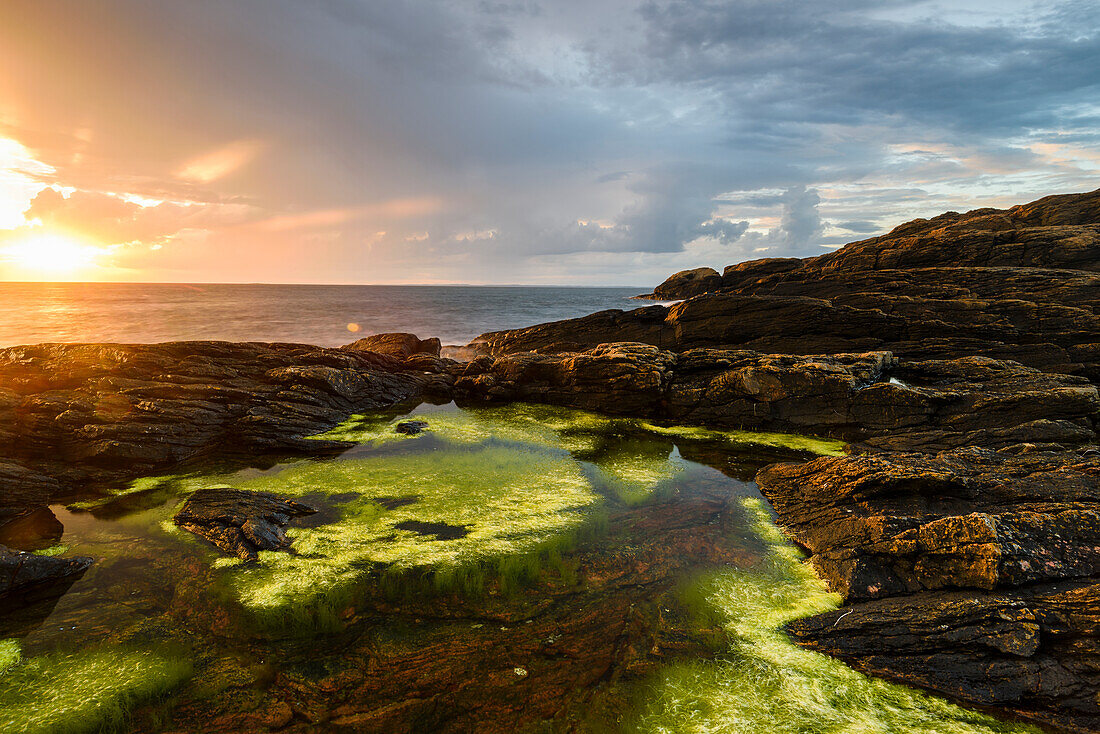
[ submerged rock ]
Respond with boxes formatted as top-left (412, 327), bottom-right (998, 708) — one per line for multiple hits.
top-left (395, 420), bottom-right (429, 435)
top-left (0, 544), bottom-right (93, 601)
top-left (174, 487), bottom-right (318, 561)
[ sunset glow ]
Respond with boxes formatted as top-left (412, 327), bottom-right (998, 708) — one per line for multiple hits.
top-left (2, 232), bottom-right (104, 276)
top-left (0, 1), bottom-right (1096, 286)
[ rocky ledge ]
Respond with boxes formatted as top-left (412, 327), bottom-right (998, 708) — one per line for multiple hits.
top-left (449, 188), bottom-right (1100, 732)
top-left (760, 448), bottom-right (1100, 732)
top-left (472, 190), bottom-right (1100, 382)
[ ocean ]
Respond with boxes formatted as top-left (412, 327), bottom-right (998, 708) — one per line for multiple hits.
top-left (0, 282), bottom-right (646, 348)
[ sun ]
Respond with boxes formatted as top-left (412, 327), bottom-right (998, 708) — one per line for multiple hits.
top-left (2, 231), bottom-right (104, 276)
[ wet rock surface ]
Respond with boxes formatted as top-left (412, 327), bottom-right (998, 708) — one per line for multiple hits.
top-left (0, 544), bottom-right (94, 638)
top-left (0, 341), bottom-right (435, 512)
top-left (394, 420), bottom-right (429, 435)
top-left (0, 544), bottom-right (93, 600)
top-left (453, 345), bottom-right (1097, 452)
top-left (174, 487), bottom-right (318, 561)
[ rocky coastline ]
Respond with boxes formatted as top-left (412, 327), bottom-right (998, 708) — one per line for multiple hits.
top-left (1, 188), bottom-right (1099, 731)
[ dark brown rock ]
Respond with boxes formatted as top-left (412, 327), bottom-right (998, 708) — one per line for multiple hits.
top-left (174, 486), bottom-right (318, 561)
top-left (0, 341), bottom-right (433, 509)
top-left (637, 266), bottom-right (722, 300)
top-left (344, 332), bottom-right (442, 359)
top-left (786, 581), bottom-right (1100, 733)
top-left (757, 449), bottom-right (1100, 602)
top-left (471, 190), bottom-right (1100, 384)
top-left (0, 543), bottom-right (93, 600)
top-left (454, 345), bottom-right (1097, 451)
top-left (757, 449), bottom-right (1100, 732)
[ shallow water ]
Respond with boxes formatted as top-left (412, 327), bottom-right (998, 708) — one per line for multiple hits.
top-left (0, 404), bottom-right (1040, 733)
top-left (0, 283), bottom-right (641, 347)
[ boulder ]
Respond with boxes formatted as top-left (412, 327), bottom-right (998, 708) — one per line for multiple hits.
top-left (174, 486), bottom-right (318, 561)
top-left (639, 266), bottom-right (722, 300)
top-left (344, 332), bottom-right (442, 359)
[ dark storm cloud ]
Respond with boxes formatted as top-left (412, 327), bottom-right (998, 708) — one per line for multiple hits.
top-left (0, 0), bottom-right (1097, 284)
top-left (614, 0), bottom-right (1100, 135)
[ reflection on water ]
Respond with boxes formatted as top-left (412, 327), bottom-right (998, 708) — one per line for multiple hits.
top-left (0, 404), bottom-right (1039, 733)
top-left (0, 283), bottom-right (642, 347)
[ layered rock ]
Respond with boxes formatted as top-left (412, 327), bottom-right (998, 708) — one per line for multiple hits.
top-left (758, 449), bottom-right (1100, 732)
top-left (472, 189), bottom-right (1100, 383)
top-left (0, 341), bottom-right (433, 512)
top-left (453, 344), bottom-right (1097, 452)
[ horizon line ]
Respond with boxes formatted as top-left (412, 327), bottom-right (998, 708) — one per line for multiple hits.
top-left (0, 280), bottom-right (650, 289)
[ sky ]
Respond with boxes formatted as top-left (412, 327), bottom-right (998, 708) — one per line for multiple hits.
top-left (0, 0), bottom-right (1097, 285)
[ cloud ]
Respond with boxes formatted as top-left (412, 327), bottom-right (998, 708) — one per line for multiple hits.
top-left (0, 0), bottom-right (1096, 284)
top-left (835, 220), bottom-right (879, 234)
top-left (176, 140), bottom-right (265, 184)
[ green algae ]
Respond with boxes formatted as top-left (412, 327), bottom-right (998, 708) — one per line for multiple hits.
top-left (211, 442), bottom-right (601, 632)
top-left (629, 497), bottom-right (1041, 734)
top-left (315, 403), bottom-right (847, 458)
top-left (146, 403), bottom-right (852, 634)
top-left (0, 640), bottom-right (19, 674)
top-left (0, 640), bottom-right (191, 734)
top-left (638, 421), bottom-right (848, 456)
top-left (30, 544), bottom-right (69, 557)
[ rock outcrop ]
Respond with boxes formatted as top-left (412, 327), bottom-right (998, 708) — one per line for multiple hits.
top-left (472, 189), bottom-right (1100, 384)
top-left (759, 449), bottom-right (1100, 732)
top-left (174, 487), bottom-right (318, 561)
top-left (0, 341), bottom-right (436, 517)
top-left (453, 344), bottom-right (1098, 452)
top-left (638, 266), bottom-right (722, 300)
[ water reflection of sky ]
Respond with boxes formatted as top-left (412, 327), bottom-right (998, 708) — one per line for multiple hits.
top-left (0, 283), bottom-right (643, 347)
